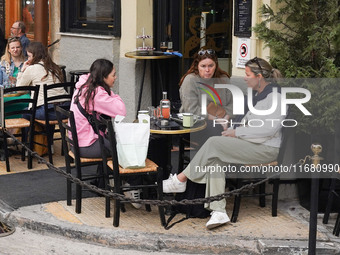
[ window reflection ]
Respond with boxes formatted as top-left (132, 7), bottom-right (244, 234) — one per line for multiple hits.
top-left (22, 0), bottom-right (35, 34)
top-left (77, 0), bottom-right (114, 22)
top-left (184, 0), bottom-right (232, 59)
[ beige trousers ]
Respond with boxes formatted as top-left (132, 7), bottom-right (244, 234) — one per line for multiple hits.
top-left (182, 136), bottom-right (279, 213)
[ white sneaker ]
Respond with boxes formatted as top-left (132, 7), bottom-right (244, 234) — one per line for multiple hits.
top-left (163, 174), bottom-right (187, 193)
top-left (206, 211), bottom-right (230, 230)
top-left (123, 184), bottom-right (142, 209)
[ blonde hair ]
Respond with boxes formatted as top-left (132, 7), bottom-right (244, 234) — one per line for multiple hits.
top-left (245, 57), bottom-right (283, 82)
top-left (1, 37), bottom-right (25, 63)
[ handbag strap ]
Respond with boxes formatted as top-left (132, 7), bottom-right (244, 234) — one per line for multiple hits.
top-left (76, 101), bottom-right (99, 134)
top-left (76, 100), bottom-right (90, 120)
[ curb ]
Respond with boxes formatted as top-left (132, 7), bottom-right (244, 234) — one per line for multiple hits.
top-left (0, 204), bottom-right (339, 254)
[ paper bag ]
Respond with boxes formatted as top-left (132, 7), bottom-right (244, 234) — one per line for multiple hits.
top-left (114, 115), bottom-right (150, 169)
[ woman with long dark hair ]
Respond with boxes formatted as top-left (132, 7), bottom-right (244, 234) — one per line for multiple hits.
top-left (70, 58), bottom-right (126, 158)
top-left (16, 41), bottom-right (68, 120)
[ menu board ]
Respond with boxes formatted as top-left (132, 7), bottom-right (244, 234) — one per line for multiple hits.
top-left (234, 0), bottom-right (252, 37)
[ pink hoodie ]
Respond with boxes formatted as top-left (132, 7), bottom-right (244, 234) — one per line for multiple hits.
top-left (70, 74), bottom-right (126, 147)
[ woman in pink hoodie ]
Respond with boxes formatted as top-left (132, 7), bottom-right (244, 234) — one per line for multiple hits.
top-left (70, 59), bottom-right (126, 158)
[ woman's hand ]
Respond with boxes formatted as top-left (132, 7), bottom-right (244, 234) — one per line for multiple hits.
top-left (21, 60), bottom-right (31, 73)
top-left (221, 128), bottom-right (236, 137)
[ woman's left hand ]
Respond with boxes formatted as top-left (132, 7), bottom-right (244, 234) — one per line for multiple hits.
top-left (221, 128), bottom-right (236, 137)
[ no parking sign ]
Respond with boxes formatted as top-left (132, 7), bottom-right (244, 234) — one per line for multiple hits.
top-left (236, 38), bottom-right (251, 68)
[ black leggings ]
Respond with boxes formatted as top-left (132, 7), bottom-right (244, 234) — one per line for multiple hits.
top-left (78, 138), bottom-right (110, 158)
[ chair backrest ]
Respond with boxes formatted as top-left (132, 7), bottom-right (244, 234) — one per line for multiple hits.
top-left (4, 85), bottom-right (40, 125)
top-left (277, 107), bottom-right (296, 165)
top-left (93, 113), bottom-right (120, 177)
top-left (55, 105), bottom-right (81, 167)
top-left (42, 82), bottom-right (75, 123)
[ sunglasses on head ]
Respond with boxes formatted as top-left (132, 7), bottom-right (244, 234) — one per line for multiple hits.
top-left (250, 57), bottom-right (263, 73)
top-left (8, 37), bottom-right (20, 42)
top-left (198, 49), bottom-right (216, 56)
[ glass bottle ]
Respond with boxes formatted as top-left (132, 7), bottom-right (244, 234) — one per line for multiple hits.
top-left (160, 91), bottom-right (170, 119)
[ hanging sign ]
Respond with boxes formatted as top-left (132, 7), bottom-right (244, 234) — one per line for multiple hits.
top-left (234, 0), bottom-right (252, 37)
top-left (236, 38), bottom-right (251, 68)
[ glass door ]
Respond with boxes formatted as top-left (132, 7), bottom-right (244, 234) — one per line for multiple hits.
top-left (182, 0), bottom-right (232, 74)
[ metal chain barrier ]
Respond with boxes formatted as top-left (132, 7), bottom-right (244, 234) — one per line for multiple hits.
top-left (3, 129), bottom-right (310, 207)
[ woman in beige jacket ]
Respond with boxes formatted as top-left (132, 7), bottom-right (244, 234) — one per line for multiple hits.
top-left (16, 41), bottom-right (69, 120)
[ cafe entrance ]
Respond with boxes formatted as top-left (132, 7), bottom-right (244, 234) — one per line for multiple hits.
top-left (182, 0), bottom-right (233, 74)
top-left (153, 0), bottom-right (233, 105)
top-left (154, 0), bottom-right (233, 75)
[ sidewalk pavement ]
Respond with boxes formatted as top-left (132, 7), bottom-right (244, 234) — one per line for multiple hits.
top-left (1, 141), bottom-right (340, 254)
top-left (1, 195), bottom-right (340, 254)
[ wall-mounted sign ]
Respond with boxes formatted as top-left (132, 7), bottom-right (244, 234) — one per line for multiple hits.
top-left (236, 38), bottom-right (251, 68)
top-left (234, 0), bottom-right (252, 38)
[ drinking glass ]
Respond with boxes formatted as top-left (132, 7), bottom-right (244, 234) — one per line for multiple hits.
top-left (160, 42), bottom-right (168, 52)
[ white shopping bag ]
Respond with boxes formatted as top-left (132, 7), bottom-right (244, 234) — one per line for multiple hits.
top-left (114, 115), bottom-right (150, 169)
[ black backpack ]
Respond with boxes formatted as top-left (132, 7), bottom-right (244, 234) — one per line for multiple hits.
top-left (165, 179), bottom-right (210, 230)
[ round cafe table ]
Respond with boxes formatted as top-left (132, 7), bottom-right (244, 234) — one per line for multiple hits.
top-left (125, 51), bottom-right (178, 118)
top-left (150, 119), bottom-right (207, 178)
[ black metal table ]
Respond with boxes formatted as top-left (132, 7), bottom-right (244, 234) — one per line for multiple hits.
top-left (125, 51), bottom-right (178, 118)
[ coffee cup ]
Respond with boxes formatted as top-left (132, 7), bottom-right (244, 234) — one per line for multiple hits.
top-left (138, 110), bottom-right (150, 123)
top-left (182, 113), bottom-right (197, 128)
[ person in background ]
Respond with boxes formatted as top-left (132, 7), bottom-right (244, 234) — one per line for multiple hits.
top-left (10, 21), bottom-right (30, 57)
top-left (163, 57), bottom-right (284, 230)
top-left (0, 37), bottom-right (25, 87)
top-left (16, 41), bottom-right (69, 121)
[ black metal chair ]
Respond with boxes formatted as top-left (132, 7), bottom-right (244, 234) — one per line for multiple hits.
top-left (0, 86), bottom-right (39, 172)
top-left (93, 113), bottom-right (166, 227)
top-left (322, 120), bottom-right (340, 235)
top-left (229, 113), bottom-right (296, 223)
top-left (55, 106), bottom-right (103, 214)
top-left (34, 82), bottom-right (74, 164)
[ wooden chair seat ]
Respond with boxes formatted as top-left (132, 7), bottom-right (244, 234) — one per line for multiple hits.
top-left (4, 118), bottom-right (30, 129)
top-left (1, 86), bottom-right (39, 172)
top-left (35, 118), bottom-right (68, 125)
top-left (68, 151), bottom-right (102, 163)
top-left (107, 158), bottom-right (158, 174)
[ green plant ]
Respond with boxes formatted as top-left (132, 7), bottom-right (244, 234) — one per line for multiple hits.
top-left (253, 0), bottom-right (340, 134)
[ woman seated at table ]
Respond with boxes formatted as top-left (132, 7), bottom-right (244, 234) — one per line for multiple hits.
top-left (178, 49), bottom-right (233, 145)
top-left (0, 37), bottom-right (31, 119)
top-left (0, 37), bottom-right (25, 88)
top-left (16, 41), bottom-right (69, 121)
top-left (70, 58), bottom-right (126, 158)
top-left (163, 57), bottom-right (284, 230)
top-left (179, 49), bottom-right (233, 120)
top-left (71, 59), bottom-right (141, 208)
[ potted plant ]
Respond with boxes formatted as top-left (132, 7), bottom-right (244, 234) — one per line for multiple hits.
top-left (252, 0), bottom-right (340, 211)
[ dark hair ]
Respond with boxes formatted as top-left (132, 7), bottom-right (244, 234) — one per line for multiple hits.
top-left (179, 49), bottom-right (230, 86)
top-left (26, 41), bottom-right (64, 82)
top-left (16, 21), bottom-right (26, 33)
top-left (245, 57), bottom-right (283, 82)
top-left (77, 59), bottom-right (114, 112)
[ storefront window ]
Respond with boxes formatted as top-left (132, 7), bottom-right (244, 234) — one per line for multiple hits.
top-left (22, 0), bottom-right (35, 35)
top-left (61, 0), bottom-right (121, 36)
top-left (183, 0), bottom-right (232, 59)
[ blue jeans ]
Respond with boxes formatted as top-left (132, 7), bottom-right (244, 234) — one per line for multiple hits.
top-left (23, 101), bottom-right (71, 143)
